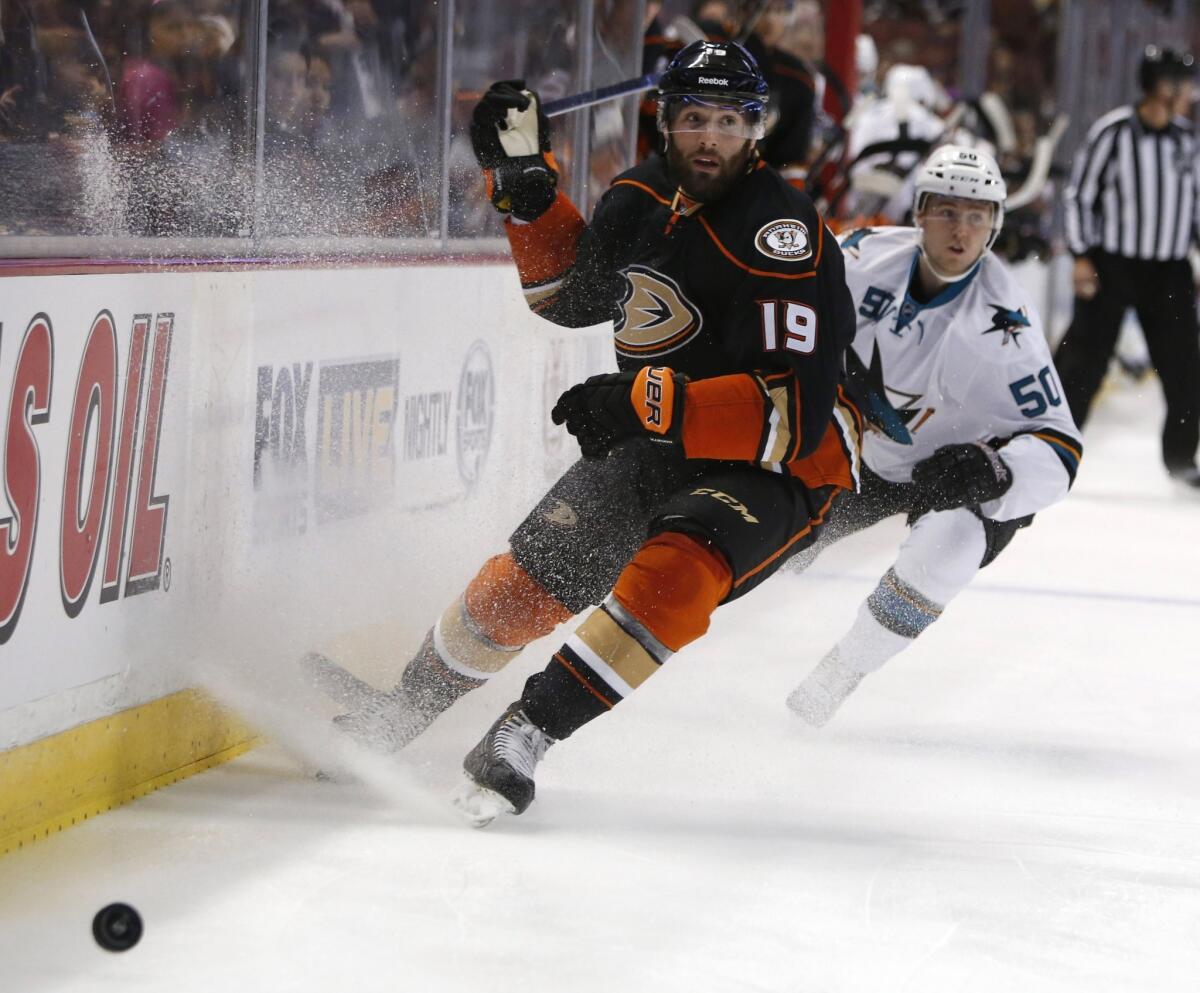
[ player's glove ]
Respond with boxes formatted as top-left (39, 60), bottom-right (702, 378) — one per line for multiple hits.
top-left (470, 80), bottom-right (558, 222)
top-left (911, 442), bottom-right (1013, 511)
top-left (551, 367), bottom-right (686, 459)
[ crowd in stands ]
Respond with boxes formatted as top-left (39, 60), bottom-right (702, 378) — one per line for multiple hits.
top-left (0, 0), bottom-right (1061, 252)
top-left (0, 0), bottom-right (465, 238)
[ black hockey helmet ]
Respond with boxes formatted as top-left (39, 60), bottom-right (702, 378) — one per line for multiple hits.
top-left (1138, 45), bottom-right (1196, 93)
top-left (656, 40), bottom-right (769, 140)
top-left (658, 39), bottom-right (769, 102)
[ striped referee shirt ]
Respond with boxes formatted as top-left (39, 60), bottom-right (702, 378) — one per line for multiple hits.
top-left (1064, 105), bottom-right (1200, 260)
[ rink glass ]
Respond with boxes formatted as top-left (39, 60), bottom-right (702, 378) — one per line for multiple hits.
top-left (0, 0), bottom-right (645, 261)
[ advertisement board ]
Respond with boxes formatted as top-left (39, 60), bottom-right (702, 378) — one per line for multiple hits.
top-left (0, 277), bottom-right (193, 735)
top-left (0, 265), bottom-right (612, 752)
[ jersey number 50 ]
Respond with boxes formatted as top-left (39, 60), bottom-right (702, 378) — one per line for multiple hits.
top-left (759, 301), bottom-right (817, 355)
top-left (1009, 365), bottom-right (1063, 418)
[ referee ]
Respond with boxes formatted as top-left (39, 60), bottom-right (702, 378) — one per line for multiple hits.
top-left (1056, 45), bottom-right (1200, 488)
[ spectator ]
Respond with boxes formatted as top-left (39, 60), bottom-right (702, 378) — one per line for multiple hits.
top-left (116, 0), bottom-right (191, 145)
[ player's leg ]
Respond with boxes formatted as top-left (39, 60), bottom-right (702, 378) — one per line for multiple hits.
top-left (455, 469), bottom-right (841, 823)
top-left (786, 466), bottom-right (919, 576)
top-left (1052, 253), bottom-right (1133, 430)
top-left (787, 506), bottom-right (1029, 725)
top-left (326, 440), bottom-right (690, 752)
top-left (1133, 259), bottom-right (1200, 483)
top-left (321, 551), bottom-right (574, 751)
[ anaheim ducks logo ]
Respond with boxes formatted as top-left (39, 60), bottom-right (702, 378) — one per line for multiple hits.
top-left (543, 499), bottom-right (578, 526)
top-left (754, 219), bottom-right (812, 261)
top-left (614, 266), bottom-right (703, 356)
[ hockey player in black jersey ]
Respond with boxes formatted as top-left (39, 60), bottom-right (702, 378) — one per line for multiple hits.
top-left (312, 42), bottom-right (862, 823)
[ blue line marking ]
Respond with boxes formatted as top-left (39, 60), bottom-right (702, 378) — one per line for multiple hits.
top-left (813, 572), bottom-right (1200, 610)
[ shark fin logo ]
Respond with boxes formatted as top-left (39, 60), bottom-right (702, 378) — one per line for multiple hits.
top-left (844, 341), bottom-right (937, 445)
top-left (615, 266), bottom-right (703, 357)
top-left (983, 304), bottom-right (1031, 347)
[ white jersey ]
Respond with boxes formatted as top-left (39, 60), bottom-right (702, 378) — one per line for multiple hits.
top-left (839, 226), bottom-right (1082, 522)
top-left (844, 99), bottom-right (995, 222)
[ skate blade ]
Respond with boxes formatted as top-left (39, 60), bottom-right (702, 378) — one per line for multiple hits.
top-left (451, 775), bottom-right (516, 828)
top-left (785, 686), bottom-right (834, 728)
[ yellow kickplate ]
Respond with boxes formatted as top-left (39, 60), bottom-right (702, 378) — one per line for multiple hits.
top-left (0, 689), bottom-right (260, 856)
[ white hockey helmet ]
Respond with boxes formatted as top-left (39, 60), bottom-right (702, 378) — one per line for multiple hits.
top-left (882, 63), bottom-right (947, 112)
top-left (913, 143), bottom-right (1007, 279)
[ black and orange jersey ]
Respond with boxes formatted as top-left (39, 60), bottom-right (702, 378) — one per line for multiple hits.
top-left (502, 152), bottom-right (861, 491)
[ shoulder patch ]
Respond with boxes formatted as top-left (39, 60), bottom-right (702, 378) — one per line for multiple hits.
top-left (839, 227), bottom-right (878, 256)
top-left (982, 304), bottom-right (1031, 348)
top-left (754, 219), bottom-right (813, 262)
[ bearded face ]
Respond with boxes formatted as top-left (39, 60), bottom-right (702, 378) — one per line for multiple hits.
top-left (660, 98), bottom-right (759, 201)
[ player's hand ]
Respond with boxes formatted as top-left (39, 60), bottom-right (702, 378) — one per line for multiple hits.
top-left (470, 81), bottom-right (550, 164)
top-left (551, 367), bottom-right (685, 458)
top-left (911, 442), bottom-right (1012, 510)
top-left (1072, 256), bottom-right (1099, 300)
top-left (471, 80), bottom-right (557, 221)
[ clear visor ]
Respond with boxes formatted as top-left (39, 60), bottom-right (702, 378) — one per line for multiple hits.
top-left (657, 95), bottom-right (767, 141)
top-left (918, 198), bottom-right (996, 230)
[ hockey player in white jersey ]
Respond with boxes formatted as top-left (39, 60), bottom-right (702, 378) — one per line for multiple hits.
top-left (786, 144), bottom-right (1083, 726)
top-left (842, 64), bottom-right (955, 222)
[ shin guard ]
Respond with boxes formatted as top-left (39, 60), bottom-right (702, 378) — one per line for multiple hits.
top-left (400, 553), bottom-right (572, 714)
top-left (521, 532), bottom-right (733, 741)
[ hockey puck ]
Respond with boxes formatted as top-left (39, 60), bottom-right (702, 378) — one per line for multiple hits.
top-left (92, 903), bottom-right (143, 952)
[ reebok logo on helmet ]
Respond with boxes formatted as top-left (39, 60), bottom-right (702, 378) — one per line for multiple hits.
top-left (698, 76), bottom-right (729, 85)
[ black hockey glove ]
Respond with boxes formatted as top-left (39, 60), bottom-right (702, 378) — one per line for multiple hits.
top-left (911, 442), bottom-right (1013, 511)
top-left (470, 80), bottom-right (558, 222)
top-left (551, 367), bottom-right (686, 459)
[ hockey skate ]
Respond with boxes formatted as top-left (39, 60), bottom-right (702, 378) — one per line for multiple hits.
top-left (452, 702), bottom-right (555, 827)
top-left (786, 648), bottom-right (866, 727)
top-left (1168, 465), bottom-right (1200, 492)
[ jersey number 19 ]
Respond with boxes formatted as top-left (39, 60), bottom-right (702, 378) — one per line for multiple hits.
top-left (759, 301), bottom-right (817, 355)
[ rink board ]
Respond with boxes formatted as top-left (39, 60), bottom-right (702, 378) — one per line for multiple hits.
top-left (0, 262), bottom-right (613, 853)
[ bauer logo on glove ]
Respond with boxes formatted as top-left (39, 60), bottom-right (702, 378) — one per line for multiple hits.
top-left (634, 366), bottom-right (678, 434)
top-left (552, 367), bottom-right (687, 458)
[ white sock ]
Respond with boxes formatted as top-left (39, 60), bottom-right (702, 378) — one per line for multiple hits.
top-left (834, 601), bottom-right (916, 674)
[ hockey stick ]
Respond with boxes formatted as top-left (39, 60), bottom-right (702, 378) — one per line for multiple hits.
top-left (669, 14), bottom-right (709, 44)
top-left (1004, 113), bottom-right (1069, 210)
top-left (300, 650), bottom-right (392, 712)
top-left (543, 73), bottom-right (661, 118)
top-left (736, 0), bottom-right (774, 43)
top-left (543, 3), bottom-right (772, 119)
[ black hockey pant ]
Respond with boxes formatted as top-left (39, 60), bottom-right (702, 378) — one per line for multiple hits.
top-left (1053, 252), bottom-right (1200, 473)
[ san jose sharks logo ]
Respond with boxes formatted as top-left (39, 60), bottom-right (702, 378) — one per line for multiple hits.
top-left (615, 265), bottom-right (703, 356)
top-left (844, 341), bottom-right (933, 445)
top-left (983, 304), bottom-right (1030, 347)
top-left (840, 227), bottom-right (880, 259)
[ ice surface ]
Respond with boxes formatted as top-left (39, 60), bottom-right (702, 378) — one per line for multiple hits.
top-left (1, 376), bottom-right (1198, 992)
